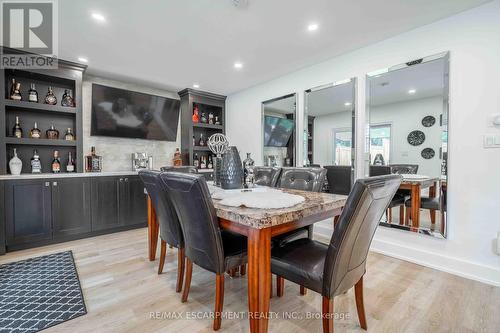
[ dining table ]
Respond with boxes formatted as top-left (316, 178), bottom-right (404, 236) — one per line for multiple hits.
top-left (146, 185), bottom-right (347, 333)
top-left (400, 176), bottom-right (440, 229)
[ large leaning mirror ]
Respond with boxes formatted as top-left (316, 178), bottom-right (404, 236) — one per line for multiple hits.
top-left (304, 79), bottom-right (356, 195)
top-left (366, 52), bottom-right (449, 238)
top-left (262, 93), bottom-right (297, 167)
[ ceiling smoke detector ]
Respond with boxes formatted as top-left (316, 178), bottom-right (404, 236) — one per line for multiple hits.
top-left (233, 0), bottom-right (248, 8)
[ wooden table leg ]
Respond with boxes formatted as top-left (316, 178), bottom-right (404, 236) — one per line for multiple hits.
top-left (410, 184), bottom-right (421, 230)
top-left (148, 196), bottom-right (159, 261)
top-left (429, 182), bottom-right (437, 225)
top-left (247, 228), bottom-right (272, 333)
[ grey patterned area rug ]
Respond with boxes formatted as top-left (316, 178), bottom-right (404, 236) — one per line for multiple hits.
top-left (0, 251), bottom-right (87, 332)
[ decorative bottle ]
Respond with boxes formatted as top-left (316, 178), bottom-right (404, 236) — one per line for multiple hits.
top-left (12, 116), bottom-right (23, 138)
top-left (193, 153), bottom-right (199, 168)
top-left (31, 149), bottom-right (42, 173)
top-left (66, 152), bottom-right (75, 172)
top-left (28, 83), bottom-right (38, 103)
top-left (30, 122), bottom-right (41, 139)
top-left (51, 150), bottom-right (61, 173)
top-left (215, 116), bottom-right (221, 125)
top-left (46, 124), bottom-right (59, 139)
top-left (208, 112), bottom-right (214, 124)
top-left (44, 86), bottom-right (57, 105)
top-left (192, 106), bottom-right (200, 123)
top-left (85, 146), bottom-right (102, 172)
top-left (200, 112), bottom-right (207, 124)
top-left (207, 155), bottom-right (213, 169)
top-left (200, 155), bottom-right (206, 169)
top-left (242, 152), bottom-right (255, 187)
top-left (173, 148), bottom-right (182, 166)
top-left (61, 89), bottom-right (74, 107)
top-left (198, 133), bottom-right (205, 146)
top-left (64, 128), bottom-right (75, 140)
top-left (10, 82), bottom-right (22, 101)
top-left (9, 148), bottom-right (23, 175)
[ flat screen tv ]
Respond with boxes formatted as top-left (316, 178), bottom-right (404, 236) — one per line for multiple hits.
top-left (264, 115), bottom-right (294, 147)
top-left (91, 84), bottom-right (180, 141)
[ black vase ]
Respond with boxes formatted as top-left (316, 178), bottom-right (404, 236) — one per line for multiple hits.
top-left (220, 146), bottom-right (244, 189)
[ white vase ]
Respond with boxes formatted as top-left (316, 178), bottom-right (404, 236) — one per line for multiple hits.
top-left (9, 148), bottom-right (22, 175)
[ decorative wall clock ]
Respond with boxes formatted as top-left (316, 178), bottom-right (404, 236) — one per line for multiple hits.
top-left (421, 148), bottom-right (435, 159)
top-left (407, 130), bottom-right (425, 146)
top-left (422, 115), bottom-right (436, 127)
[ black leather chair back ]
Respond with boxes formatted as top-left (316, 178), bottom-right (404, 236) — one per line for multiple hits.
top-left (389, 164), bottom-right (418, 174)
top-left (369, 165), bottom-right (391, 177)
top-left (323, 175), bottom-right (401, 298)
top-left (278, 167), bottom-right (326, 192)
top-left (325, 166), bottom-right (353, 195)
top-left (160, 166), bottom-right (198, 173)
top-left (252, 166), bottom-right (281, 187)
top-left (138, 170), bottom-right (184, 248)
top-left (159, 172), bottom-right (225, 274)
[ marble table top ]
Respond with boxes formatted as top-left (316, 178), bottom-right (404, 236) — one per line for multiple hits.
top-left (212, 188), bottom-right (347, 229)
top-left (401, 176), bottom-right (440, 186)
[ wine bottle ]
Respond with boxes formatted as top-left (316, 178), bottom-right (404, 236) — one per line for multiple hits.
top-left (31, 149), bottom-right (42, 173)
top-left (28, 83), bottom-right (38, 103)
top-left (30, 122), bottom-right (41, 139)
top-left (51, 150), bottom-right (61, 173)
top-left (66, 152), bottom-right (75, 172)
top-left (12, 116), bottom-right (22, 138)
top-left (200, 155), bottom-right (206, 169)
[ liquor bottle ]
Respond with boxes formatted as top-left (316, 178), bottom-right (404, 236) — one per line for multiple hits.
top-left (66, 152), bottom-right (75, 172)
top-left (208, 112), bottom-right (214, 124)
top-left (200, 112), bottom-right (207, 124)
top-left (30, 149), bottom-right (42, 173)
top-left (30, 122), bottom-right (41, 139)
top-left (192, 106), bottom-right (200, 123)
top-left (215, 116), bottom-right (221, 125)
top-left (61, 89), bottom-right (74, 107)
top-left (173, 148), bottom-right (182, 166)
top-left (192, 135), bottom-right (196, 146)
top-left (193, 153), bottom-right (199, 168)
top-left (9, 78), bottom-right (16, 97)
top-left (9, 148), bottom-right (22, 175)
top-left (207, 155), bottom-right (213, 169)
top-left (28, 83), bottom-right (38, 103)
top-left (51, 150), bottom-right (61, 173)
top-left (12, 116), bottom-right (23, 138)
top-left (44, 86), bottom-right (57, 105)
top-left (85, 146), bottom-right (102, 172)
top-left (10, 82), bottom-right (22, 101)
top-left (200, 155), bottom-right (206, 169)
top-left (46, 124), bottom-right (59, 139)
top-left (198, 133), bottom-right (205, 146)
top-left (64, 128), bottom-right (75, 140)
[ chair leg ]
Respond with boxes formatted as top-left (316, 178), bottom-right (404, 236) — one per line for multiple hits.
top-left (322, 296), bottom-right (334, 333)
top-left (213, 274), bottom-right (224, 331)
top-left (354, 276), bottom-right (367, 330)
top-left (176, 248), bottom-right (185, 293)
top-left (276, 275), bottom-right (284, 297)
top-left (399, 205), bottom-right (405, 225)
top-left (404, 206), bottom-right (410, 225)
top-left (388, 207), bottom-right (392, 223)
top-left (158, 240), bottom-right (167, 274)
top-left (181, 258), bottom-right (193, 303)
top-left (430, 209), bottom-right (436, 224)
top-left (229, 268), bottom-right (237, 277)
top-left (300, 285), bottom-right (307, 295)
top-left (239, 264), bottom-right (246, 276)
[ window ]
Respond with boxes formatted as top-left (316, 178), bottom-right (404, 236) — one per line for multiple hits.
top-left (370, 124), bottom-right (391, 165)
top-left (333, 129), bottom-right (352, 166)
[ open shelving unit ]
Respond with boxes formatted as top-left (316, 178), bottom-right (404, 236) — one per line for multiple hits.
top-left (307, 116), bottom-right (315, 164)
top-left (178, 89), bottom-right (226, 171)
top-left (0, 47), bottom-right (86, 175)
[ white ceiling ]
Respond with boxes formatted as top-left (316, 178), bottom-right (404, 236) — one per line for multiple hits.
top-left (59, 0), bottom-right (490, 95)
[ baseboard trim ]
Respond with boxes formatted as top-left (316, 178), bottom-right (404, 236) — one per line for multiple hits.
top-left (370, 238), bottom-right (500, 287)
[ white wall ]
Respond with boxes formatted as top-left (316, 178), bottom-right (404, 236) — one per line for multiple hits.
top-left (82, 76), bottom-right (181, 171)
top-left (313, 110), bottom-right (352, 166)
top-left (226, 1), bottom-right (500, 285)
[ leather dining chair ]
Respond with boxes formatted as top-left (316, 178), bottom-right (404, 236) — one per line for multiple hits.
top-left (370, 165), bottom-right (407, 224)
top-left (138, 170), bottom-right (185, 293)
top-left (324, 165), bottom-right (353, 196)
top-left (252, 166), bottom-right (282, 187)
top-left (160, 165), bottom-right (198, 173)
top-left (404, 182), bottom-right (446, 228)
top-left (272, 174), bottom-right (401, 333)
top-left (159, 172), bottom-right (248, 331)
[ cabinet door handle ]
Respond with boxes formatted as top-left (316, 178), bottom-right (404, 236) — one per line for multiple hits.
top-left (119, 178), bottom-right (123, 182)
top-left (53, 182), bottom-right (57, 186)
top-left (45, 182), bottom-right (50, 187)
top-left (125, 178), bottom-right (129, 182)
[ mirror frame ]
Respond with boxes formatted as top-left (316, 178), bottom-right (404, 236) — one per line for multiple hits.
top-left (365, 51), bottom-right (450, 239)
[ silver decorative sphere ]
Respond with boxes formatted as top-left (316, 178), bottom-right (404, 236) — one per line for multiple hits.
top-left (208, 133), bottom-right (229, 156)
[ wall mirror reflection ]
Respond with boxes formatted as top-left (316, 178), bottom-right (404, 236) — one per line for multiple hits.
top-left (304, 79), bottom-right (356, 195)
top-left (366, 52), bottom-right (449, 238)
top-left (262, 93), bottom-right (297, 167)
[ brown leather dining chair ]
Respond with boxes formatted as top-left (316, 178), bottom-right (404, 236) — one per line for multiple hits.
top-left (138, 170), bottom-right (185, 292)
top-left (271, 174), bottom-right (401, 332)
top-left (159, 172), bottom-right (248, 331)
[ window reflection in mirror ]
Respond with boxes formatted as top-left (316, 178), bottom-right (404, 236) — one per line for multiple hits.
top-left (366, 52), bottom-right (449, 238)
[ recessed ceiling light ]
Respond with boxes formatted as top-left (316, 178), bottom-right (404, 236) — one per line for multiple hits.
top-left (234, 62), bottom-right (243, 69)
top-left (344, 102), bottom-right (352, 106)
top-left (307, 23), bottom-right (319, 32)
top-left (192, 83), bottom-right (200, 89)
top-left (408, 89), bottom-right (416, 94)
top-left (91, 12), bottom-right (106, 22)
top-left (77, 57), bottom-right (88, 63)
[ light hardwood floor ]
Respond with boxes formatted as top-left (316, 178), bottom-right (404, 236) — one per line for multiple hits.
top-left (1, 228), bottom-right (498, 333)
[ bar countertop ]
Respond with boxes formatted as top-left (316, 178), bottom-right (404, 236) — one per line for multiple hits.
top-left (0, 171), bottom-right (139, 180)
